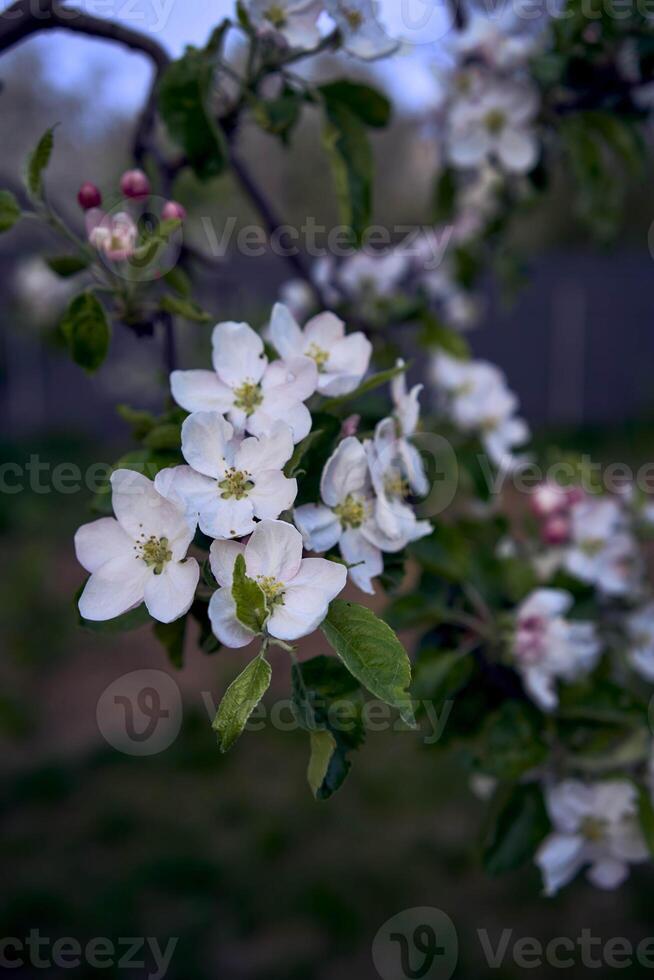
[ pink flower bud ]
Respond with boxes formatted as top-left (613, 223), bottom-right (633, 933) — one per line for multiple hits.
top-left (542, 515), bottom-right (571, 547)
top-left (161, 200), bottom-right (187, 222)
top-left (341, 415), bottom-right (361, 438)
top-left (120, 169), bottom-right (151, 201)
top-left (77, 182), bottom-right (102, 211)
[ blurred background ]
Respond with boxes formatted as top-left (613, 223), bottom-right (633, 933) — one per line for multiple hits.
top-left (1, 3), bottom-right (654, 978)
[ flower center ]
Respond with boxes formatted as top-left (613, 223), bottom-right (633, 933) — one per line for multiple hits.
top-left (306, 342), bottom-right (330, 372)
top-left (257, 576), bottom-right (286, 609)
top-left (384, 471), bottom-right (409, 500)
top-left (218, 468), bottom-right (254, 500)
top-left (233, 380), bottom-right (263, 416)
top-left (485, 109), bottom-right (507, 135)
top-left (342, 6), bottom-right (363, 29)
top-left (334, 494), bottom-right (365, 529)
top-left (581, 817), bottom-right (606, 843)
top-left (137, 535), bottom-right (173, 575)
top-left (264, 4), bottom-right (287, 27)
top-left (581, 537), bottom-right (605, 557)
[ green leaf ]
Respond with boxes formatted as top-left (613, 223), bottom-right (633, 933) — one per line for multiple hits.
top-left (321, 600), bottom-right (416, 728)
top-left (483, 783), bottom-right (550, 877)
top-left (319, 80), bottom-right (391, 128)
top-left (158, 47), bottom-right (227, 181)
top-left (45, 254), bottom-right (90, 277)
top-left (25, 126), bottom-right (56, 199)
top-left (0, 190), bottom-right (21, 232)
top-left (232, 553), bottom-right (267, 634)
top-left (308, 730), bottom-right (338, 797)
top-left (322, 101), bottom-right (373, 246)
top-left (60, 292), bottom-right (111, 372)
top-left (163, 267), bottom-right (192, 297)
top-left (160, 294), bottom-right (213, 323)
top-left (290, 412), bottom-right (342, 505)
top-left (254, 85), bottom-right (304, 143)
top-left (116, 404), bottom-right (158, 440)
top-left (321, 363), bottom-right (406, 412)
top-left (636, 783), bottom-right (654, 857)
top-left (433, 166), bottom-right (457, 223)
top-left (143, 422), bottom-right (183, 451)
top-left (419, 312), bottom-right (471, 359)
top-left (412, 649), bottom-right (473, 708)
top-left (153, 616), bottom-right (187, 670)
top-left (212, 651), bottom-right (272, 752)
top-left (479, 701), bottom-right (549, 781)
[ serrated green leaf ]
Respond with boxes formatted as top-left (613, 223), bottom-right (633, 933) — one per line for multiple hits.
top-left (45, 254), bottom-right (90, 277)
top-left (483, 783), bottom-right (550, 877)
top-left (60, 292), bottom-right (111, 372)
top-left (321, 363), bottom-right (407, 412)
top-left (25, 126), bottom-right (56, 199)
top-left (322, 102), bottom-right (373, 246)
top-left (0, 190), bottom-right (21, 232)
top-left (232, 553), bottom-right (267, 634)
top-left (212, 651), bottom-right (272, 752)
top-left (160, 293), bottom-right (212, 323)
top-left (321, 600), bottom-right (416, 728)
top-left (308, 730), bottom-right (338, 798)
top-left (163, 266), bottom-right (192, 297)
top-left (320, 80), bottom-right (391, 128)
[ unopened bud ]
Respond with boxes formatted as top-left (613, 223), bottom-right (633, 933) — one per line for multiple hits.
top-left (161, 200), bottom-right (187, 222)
top-left (120, 169), bottom-right (151, 201)
top-left (77, 182), bottom-right (102, 210)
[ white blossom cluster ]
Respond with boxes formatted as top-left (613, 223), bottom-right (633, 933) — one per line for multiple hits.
top-left (74, 304), bottom-right (431, 639)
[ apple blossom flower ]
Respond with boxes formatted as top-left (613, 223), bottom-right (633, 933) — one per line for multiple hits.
top-left (432, 353), bottom-right (530, 469)
top-left (325, 0), bottom-right (398, 60)
top-left (512, 589), bottom-right (600, 711)
top-left (269, 302), bottom-right (372, 396)
top-left (246, 0), bottom-right (322, 49)
top-left (170, 319), bottom-right (318, 443)
top-left (536, 780), bottom-right (648, 895)
top-left (365, 418), bottom-right (432, 544)
top-left (338, 249), bottom-right (409, 300)
top-left (626, 603), bottom-right (654, 681)
top-left (389, 359), bottom-right (429, 497)
top-left (446, 78), bottom-right (540, 175)
top-left (208, 519), bottom-right (346, 647)
top-left (453, 11), bottom-right (538, 69)
top-left (86, 209), bottom-right (138, 262)
top-left (74, 469), bottom-right (199, 624)
top-left (564, 498), bottom-right (640, 596)
top-left (294, 436), bottom-right (425, 594)
top-left (155, 413), bottom-right (297, 540)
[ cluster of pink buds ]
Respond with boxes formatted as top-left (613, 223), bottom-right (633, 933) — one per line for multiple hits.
top-left (530, 482), bottom-right (586, 546)
top-left (76, 170), bottom-right (186, 264)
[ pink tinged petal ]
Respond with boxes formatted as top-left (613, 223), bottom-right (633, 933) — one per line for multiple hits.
top-left (535, 833), bottom-right (586, 896)
top-left (303, 311), bottom-right (345, 348)
top-left (245, 519), bottom-right (303, 582)
top-left (586, 858), bottom-right (629, 891)
top-left (74, 517), bottom-right (132, 574)
top-left (496, 127), bottom-right (538, 174)
top-left (209, 540), bottom-right (246, 588)
top-left (201, 496), bottom-right (257, 540)
top-left (249, 471), bottom-right (298, 520)
top-left (143, 558), bottom-right (200, 624)
top-left (212, 321), bottom-right (267, 387)
top-left (78, 555), bottom-right (149, 621)
top-left (235, 421), bottom-right (294, 475)
top-left (294, 504), bottom-right (341, 553)
top-left (170, 370), bottom-right (233, 414)
top-left (269, 302), bottom-right (304, 360)
top-left (320, 437), bottom-right (370, 507)
top-left (208, 588), bottom-right (256, 649)
top-left (181, 412), bottom-right (234, 478)
top-left (340, 528), bottom-right (383, 595)
top-left (262, 355), bottom-right (318, 402)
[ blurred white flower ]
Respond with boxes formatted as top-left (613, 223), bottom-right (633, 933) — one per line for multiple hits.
top-left (208, 519), bottom-right (346, 646)
top-left (512, 589), bottom-right (600, 711)
top-left (324, 0), bottom-right (398, 60)
top-left (246, 0), bottom-right (322, 49)
top-left (75, 470), bottom-right (199, 624)
top-left (626, 603), bottom-right (654, 681)
top-left (565, 498), bottom-right (640, 597)
top-left (536, 780), bottom-right (648, 895)
top-left (365, 417), bottom-right (432, 543)
top-left (171, 319), bottom-right (318, 443)
top-left (453, 11), bottom-right (538, 69)
top-left (155, 413), bottom-right (297, 540)
top-left (270, 302), bottom-right (372, 396)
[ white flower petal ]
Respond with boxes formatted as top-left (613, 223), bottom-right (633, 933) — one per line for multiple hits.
top-left (212, 321), bottom-right (267, 387)
top-left (143, 558), bottom-right (200, 624)
top-left (170, 369), bottom-right (233, 414)
top-left (209, 539), bottom-right (246, 588)
top-left (303, 311), bottom-right (345, 348)
top-left (269, 302), bottom-right (304, 360)
top-left (518, 588), bottom-right (572, 621)
top-left (154, 466), bottom-right (217, 523)
top-left (496, 127), bottom-right (538, 174)
top-left (535, 833), bottom-right (586, 896)
top-left (202, 495), bottom-right (257, 540)
top-left (111, 470), bottom-right (193, 551)
top-left (245, 519), bottom-right (303, 582)
top-left (294, 504), bottom-right (342, 553)
top-left (340, 527), bottom-right (382, 594)
top-left (586, 858), bottom-right (629, 891)
top-left (249, 401), bottom-right (313, 444)
top-left (208, 587), bottom-right (256, 649)
top-left (78, 556), bottom-right (149, 621)
top-left (181, 412), bottom-right (234, 479)
top-left (262, 355), bottom-right (318, 402)
top-left (320, 437), bottom-right (370, 507)
top-left (235, 421), bottom-right (294, 475)
top-left (249, 470), bottom-right (298, 520)
top-left (268, 558), bottom-right (347, 641)
top-left (74, 517), bottom-right (132, 574)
